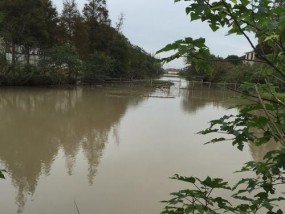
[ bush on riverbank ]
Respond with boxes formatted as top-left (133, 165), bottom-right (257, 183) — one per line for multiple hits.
top-left (182, 57), bottom-right (275, 84)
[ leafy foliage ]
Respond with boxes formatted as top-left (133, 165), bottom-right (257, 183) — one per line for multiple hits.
top-left (160, 0), bottom-right (285, 213)
top-left (162, 149), bottom-right (285, 213)
top-left (40, 45), bottom-right (82, 83)
top-left (83, 51), bottom-right (114, 82)
top-left (162, 175), bottom-right (233, 214)
top-left (0, 170), bottom-right (6, 179)
top-left (157, 37), bottom-right (213, 74)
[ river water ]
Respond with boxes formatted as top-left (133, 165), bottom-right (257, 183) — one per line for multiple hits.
top-left (0, 77), bottom-right (281, 214)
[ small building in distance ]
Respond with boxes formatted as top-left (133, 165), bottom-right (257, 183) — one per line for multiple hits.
top-left (164, 68), bottom-right (181, 76)
top-left (244, 50), bottom-right (256, 65)
top-left (0, 38), bottom-right (41, 65)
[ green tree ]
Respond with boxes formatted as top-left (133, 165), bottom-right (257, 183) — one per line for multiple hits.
top-left (159, 0), bottom-right (285, 213)
top-left (0, 0), bottom-right (58, 68)
top-left (73, 16), bottom-right (89, 59)
top-left (0, 0), bottom-right (31, 69)
top-left (128, 45), bottom-right (162, 79)
top-left (40, 45), bottom-right (82, 83)
top-left (60, 0), bottom-right (80, 47)
top-left (41, 0), bottom-right (60, 49)
top-left (0, 0), bottom-right (162, 84)
top-left (225, 55), bottom-right (242, 65)
top-left (183, 54), bottom-right (229, 82)
top-left (83, 0), bottom-right (111, 53)
top-left (108, 31), bottom-right (130, 78)
top-left (83, 50), bottom-right (114, 82)
top-left (83, 0), bottom-right (110, 25)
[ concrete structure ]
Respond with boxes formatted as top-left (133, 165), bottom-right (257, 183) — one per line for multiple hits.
top-left (244, 50), bottom-right (256, 65)
top-left (0, 39), bottom-right (41, 65)
top-left (6, 52), bottom-right (40, 65)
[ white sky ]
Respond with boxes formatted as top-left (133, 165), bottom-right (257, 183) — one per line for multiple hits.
top-left (52, 0), bottom-right (257, 68)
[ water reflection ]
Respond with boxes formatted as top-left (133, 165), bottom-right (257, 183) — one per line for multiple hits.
top-left (157, 78), bottom-right (280, 164)
top-left (249, 140), bottom-right (281, 162)
top-left (181, 86), bottom-right (282, 162)
top-left (0, 81), bottom-right (282, 214)
top-left (182, 88), bottom-right (237, 113)
top-left (0, 86), bottom-right (152, 213)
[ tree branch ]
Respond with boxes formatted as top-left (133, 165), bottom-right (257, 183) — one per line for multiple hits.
top-left (220, 0), bottom-right (285, 79)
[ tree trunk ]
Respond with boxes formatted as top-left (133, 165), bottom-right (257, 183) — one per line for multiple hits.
top-left (11, 42), bottom-right (16, 73)
top-left (26, 46), bottom-right (30, 65)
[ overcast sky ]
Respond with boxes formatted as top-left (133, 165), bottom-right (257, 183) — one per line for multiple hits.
top-left (52, 0), bottom-right (257, 68)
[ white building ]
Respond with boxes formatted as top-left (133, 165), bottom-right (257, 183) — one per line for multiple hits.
top-left (0, 39), bottom-right (41, 65)
top-left (5, 51), bottom-right (40, 65)
top-left (244, 50), bottom-right (256, 65)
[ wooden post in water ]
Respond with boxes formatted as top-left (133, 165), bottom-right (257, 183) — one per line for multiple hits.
top-left (179, 80), bottom-right (181, 96)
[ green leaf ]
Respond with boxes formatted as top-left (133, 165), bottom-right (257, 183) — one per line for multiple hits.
top-left (0, 170), bottom-right (6, 179)
top-left (254, 192), bottom-right (268, 200)
top-left (171, 174), bottom-right (196, 183)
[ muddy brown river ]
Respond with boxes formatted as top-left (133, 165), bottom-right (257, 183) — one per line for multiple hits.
top-left (0, 77), bottom-right (281, 213)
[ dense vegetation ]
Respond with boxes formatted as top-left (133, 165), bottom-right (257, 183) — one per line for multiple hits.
top-left (0, 0), bottom-right (163, 86)
top-left (159, 0), bottom-right (285, 213)
top-left (181, 54), bottom-right (283, 86)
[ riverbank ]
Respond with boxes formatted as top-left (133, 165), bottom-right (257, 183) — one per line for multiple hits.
top-left (0, 78), bottom-right (174, 88)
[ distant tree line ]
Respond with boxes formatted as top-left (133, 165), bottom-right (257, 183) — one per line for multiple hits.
top-left (0, 0), bottom-right (163, 85)
top-left (181, 54), bottom-right (277, 85)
